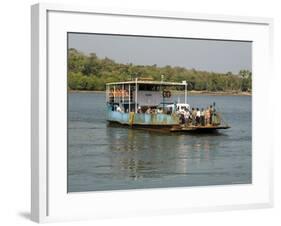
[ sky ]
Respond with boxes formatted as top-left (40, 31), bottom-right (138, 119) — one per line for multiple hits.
top-left (68, 33), bottom-right (252, 74)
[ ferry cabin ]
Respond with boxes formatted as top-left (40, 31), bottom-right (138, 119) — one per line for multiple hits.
top-left (106, 79), bottom-right (188, 128)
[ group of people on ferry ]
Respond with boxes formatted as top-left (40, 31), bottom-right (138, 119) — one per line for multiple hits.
top-left (178, 105), bottom-right (220, 126)
top-left (114, 103), bottom-right (220, 126)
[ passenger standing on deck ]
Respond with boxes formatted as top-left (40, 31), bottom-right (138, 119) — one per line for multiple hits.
top-left (205, 107), bottom-right (210, 125)
top-left (191, 108), bottom-right (196, 125)
top-left (157, 107), bottom-right (163, 114)
top-left (196, 108), bottom-right (200, 125)
top-left (200, 108), bottom-right (205, 126)
top-left (179, 113), bottom-right (185, 124)
top-left (137, 106), bottom-right (142, 114)
top-left (209, 105), bottom-right (213, 125)
top-left (146, 107), bottom-right (151, 114)
top-left (184, 110), bottom-right (190, 125)
top-left (212, 107), bottom-right (217, 125)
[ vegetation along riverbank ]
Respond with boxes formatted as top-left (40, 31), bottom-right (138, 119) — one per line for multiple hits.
top-left (68, 48), bottom-right (252, 94)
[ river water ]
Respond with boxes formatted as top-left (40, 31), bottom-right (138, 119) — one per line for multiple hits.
top-left (67, 92), bottom-right (252, 192)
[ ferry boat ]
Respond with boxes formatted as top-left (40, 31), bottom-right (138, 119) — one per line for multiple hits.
top-left (106, 78), bottom-right (230, 132)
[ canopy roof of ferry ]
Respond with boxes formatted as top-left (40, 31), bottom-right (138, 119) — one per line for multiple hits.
top-left (106, 80), bottom-right (187, 86)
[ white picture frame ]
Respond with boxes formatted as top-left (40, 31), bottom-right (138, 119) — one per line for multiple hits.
top-left (31, 3), bottom-right (274, 223)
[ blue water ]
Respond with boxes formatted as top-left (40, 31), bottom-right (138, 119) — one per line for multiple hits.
top-left (67, 92), bottom-right (252, 192)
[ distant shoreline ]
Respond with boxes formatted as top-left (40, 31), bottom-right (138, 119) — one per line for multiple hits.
top-left (68, 90), bottom-right (251, 96)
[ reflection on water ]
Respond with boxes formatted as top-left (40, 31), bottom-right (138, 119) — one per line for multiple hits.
top-left (67, 93), bottom-right (252, 192)
top-left (106, 127), bottom-right (219, 180)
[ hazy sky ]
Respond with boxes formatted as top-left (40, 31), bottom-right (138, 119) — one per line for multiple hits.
top-left (68, 33), bottom-right (252, 74)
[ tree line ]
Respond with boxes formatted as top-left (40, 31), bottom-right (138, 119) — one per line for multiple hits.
top-left (68, 48), bottom-right (252, 92)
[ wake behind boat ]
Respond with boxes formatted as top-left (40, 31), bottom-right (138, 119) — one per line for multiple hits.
top-left (106, 78), bottom-right (230, 132)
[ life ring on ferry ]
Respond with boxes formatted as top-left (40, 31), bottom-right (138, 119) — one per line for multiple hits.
top-left (162, 90), bottom-right (171, 98)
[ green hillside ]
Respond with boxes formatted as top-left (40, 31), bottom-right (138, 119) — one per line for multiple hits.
top-left (68, 48), bottom-right (252, 92)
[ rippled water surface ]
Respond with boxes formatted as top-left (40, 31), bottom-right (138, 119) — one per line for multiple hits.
top-left (67, 92), bottom-right (252, 192)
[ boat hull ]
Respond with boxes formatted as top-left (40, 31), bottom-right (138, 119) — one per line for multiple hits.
top-left (106, 110), bottom-right (230, 133)
top-left (106, 110), bottom-right (180, 126)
